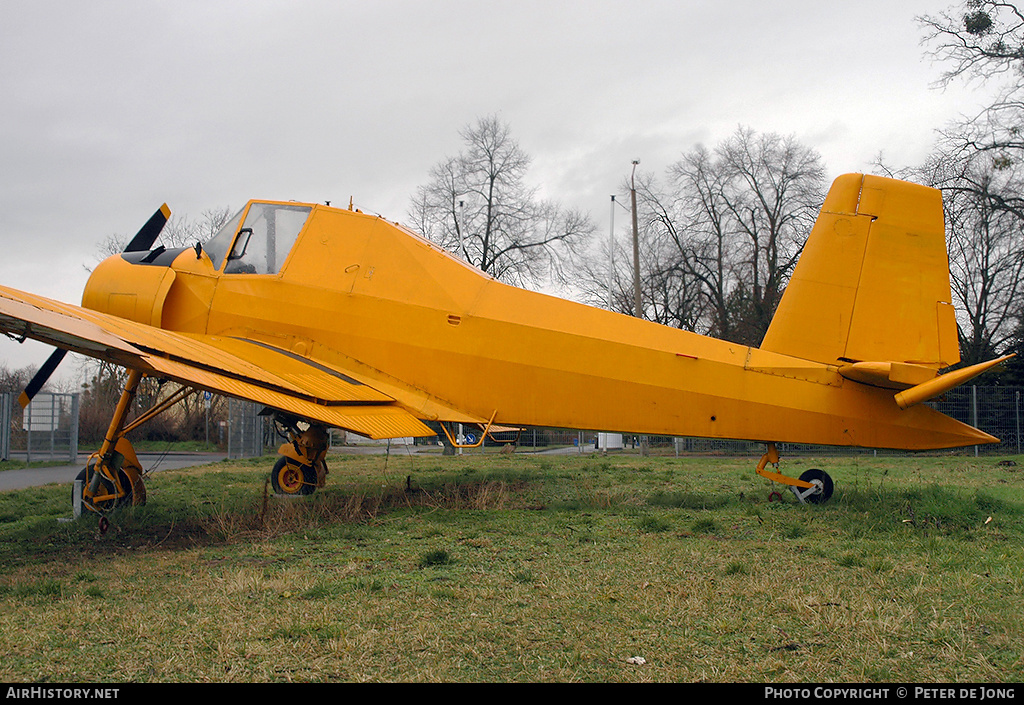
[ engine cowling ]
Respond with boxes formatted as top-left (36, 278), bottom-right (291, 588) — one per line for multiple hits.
top-left (82, 251), bottom-right (178, 326)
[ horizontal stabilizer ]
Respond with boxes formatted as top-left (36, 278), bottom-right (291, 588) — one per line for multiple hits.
top-left (894, 355), bottom-right (1014, 410)
top-left (838, 360), bottom-right (938, 390)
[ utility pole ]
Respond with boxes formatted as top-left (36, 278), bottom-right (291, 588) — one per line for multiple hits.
top-left (458, 200), bottom-right (465, 262)
top-left (630, 160), bottom-right (648, 456)
top-left (630, 160), bottom-right (642, 319)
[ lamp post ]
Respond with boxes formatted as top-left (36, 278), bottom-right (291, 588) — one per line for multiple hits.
top-left (630, 160), bottom-right (641, 319)
top-left (599, 194), bottom-right (624, 453)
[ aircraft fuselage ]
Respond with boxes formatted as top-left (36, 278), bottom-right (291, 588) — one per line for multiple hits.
top-left (81, 199), bottom-right (994, 451)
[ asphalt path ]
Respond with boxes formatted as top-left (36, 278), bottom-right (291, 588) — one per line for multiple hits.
top-left (0, 452), bottom-right (227, 492)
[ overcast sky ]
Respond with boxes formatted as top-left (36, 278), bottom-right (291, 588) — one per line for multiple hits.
top-left (0, 0), bottom-right (991, 378)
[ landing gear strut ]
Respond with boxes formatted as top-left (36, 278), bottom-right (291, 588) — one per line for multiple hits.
top-left (73, 369), bottom-right (212, 516)
top-left (755, 442), bottom-right (833, 504)
top-left (73, 369), bottom-right (148, 516)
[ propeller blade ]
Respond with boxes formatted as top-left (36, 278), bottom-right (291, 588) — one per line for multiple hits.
top-left (123, 203), bottom-right (171, 253)
top-left (19, 348), bottom-right (68, 409)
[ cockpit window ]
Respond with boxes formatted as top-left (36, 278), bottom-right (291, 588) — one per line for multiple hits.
top-left (203, 207), bottom-right (244, 271)
top-left (223, 203), bottom-right (311, 275)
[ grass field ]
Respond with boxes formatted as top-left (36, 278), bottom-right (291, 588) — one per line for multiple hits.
top-left (0, 449), bottom-right (1021, 683)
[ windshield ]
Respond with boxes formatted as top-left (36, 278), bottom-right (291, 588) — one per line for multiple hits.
top-left (203, 207), bottom-right (244, 271)
top-left (223, 203), bottom-right (312, 275)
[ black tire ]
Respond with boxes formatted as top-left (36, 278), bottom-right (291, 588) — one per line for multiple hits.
top-left (798, 468), bottom-right (834, 504)
top-left (270, 457), bottom-right (317, 496)
top-left (72, 465), bottom-right (136, 513)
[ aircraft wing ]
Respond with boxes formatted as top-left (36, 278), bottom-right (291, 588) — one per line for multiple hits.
top-left (0, 284), bottom-right (438, 439)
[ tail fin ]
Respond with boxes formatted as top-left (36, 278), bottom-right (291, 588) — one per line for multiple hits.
top-left (760, 173), bottom-right (960, 372)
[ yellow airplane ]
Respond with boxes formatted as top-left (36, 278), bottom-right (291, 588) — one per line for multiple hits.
top-left (0, 173), bottom-right (1009, 512)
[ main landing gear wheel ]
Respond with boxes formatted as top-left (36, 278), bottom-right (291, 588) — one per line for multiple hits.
top-left (72, 465), bottom-right (145, 514)
top-left (792, 468), bottom-right (834, 504)
top-left (270, 457), bottom-right (317, 496)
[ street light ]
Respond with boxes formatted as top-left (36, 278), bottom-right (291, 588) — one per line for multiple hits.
top-left (600, 194), bottom-right (624, 453)
top-left (630, 160), bottom-right (641, 319)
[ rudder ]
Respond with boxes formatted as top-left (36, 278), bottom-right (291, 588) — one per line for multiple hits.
top-left (760, 173), bottom-right (959, 372)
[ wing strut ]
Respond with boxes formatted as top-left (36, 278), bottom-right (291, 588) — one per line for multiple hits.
top-left (438, 410), bottom-right (499, 449)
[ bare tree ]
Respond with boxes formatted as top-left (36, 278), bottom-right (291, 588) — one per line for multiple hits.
top-left (946, 164), bottom-right (1024, 363)
top-left (919, 2), bottom-right (1024, 165)
top-left (567, 170), bottom-right (713, 335)
top-left (921, 2), bottom-right (1024, 86)
top-left (0, 363), bottom-right (35, 396)
top-left (890, 144), bottom-right (1024, 366)
top-left (917, 1), bottom-right (1024, 378)
top-left (409, 115), bottom-right (595, 288)
top-left (712, 128), bottom-right (826, 344)
top-left (613, 163), bottom-right (725, 332)
top-left (661, 145), bottom-right (738, 339)
top-left (625, 128), bottom-right (825, 346)
top-left (567, 227), bottom-right (632, 314)
top-left (641, 238), bottom-right (707, 331)
top-left (162, 207), bottom-right (234, 249)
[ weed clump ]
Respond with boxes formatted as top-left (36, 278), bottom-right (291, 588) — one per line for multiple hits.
top-left (418, 549), bottom-right (452, 568)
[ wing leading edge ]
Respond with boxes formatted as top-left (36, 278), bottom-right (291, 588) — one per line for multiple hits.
top-left (0, 284), bottom-right (436, 439)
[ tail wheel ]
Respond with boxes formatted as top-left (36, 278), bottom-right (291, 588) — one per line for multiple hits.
top-left (271, 457), bottom-right (317, 496)
top-left (73, 465), bottom-right (143, 513)
top-left (797, 468), bottom-right (834, 504)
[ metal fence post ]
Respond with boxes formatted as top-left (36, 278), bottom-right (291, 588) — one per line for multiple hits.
top-left (0, 392), bottom-right (9, 462)
top-left (48, 395), bottom-right (55, 459)
top-left (226, 398), bottom-right (234, 459)
top-left (25, 399), bottom-right (31, 464)
top-left (973, 385), bottom-right (978, 458)
top-left (69, 393), bottom-right (79, 464)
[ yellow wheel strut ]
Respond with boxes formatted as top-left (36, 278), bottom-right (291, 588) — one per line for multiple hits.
top-left (755, 442), bottom-right (834, 504)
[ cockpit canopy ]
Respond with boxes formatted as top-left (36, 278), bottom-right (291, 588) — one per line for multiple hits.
top-left (204, 202), bottom-right (312, 275)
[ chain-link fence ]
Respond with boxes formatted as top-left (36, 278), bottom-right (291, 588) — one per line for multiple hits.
top-left (931, 385), bottom-right (1022, 454)
top-left (0, 393), bottom-right (272, 462)
top-left (1, 392), bottom-right (79, 463)
top-left (4, 387), bottom-right (1017, 462)
top-left (226, 398), bottom-right (276, 459)
top-left (496, 386), bottom-right (1023, 457)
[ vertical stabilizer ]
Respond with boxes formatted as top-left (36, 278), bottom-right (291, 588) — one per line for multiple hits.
top-left (760, 174), bottom-right (959, 370)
